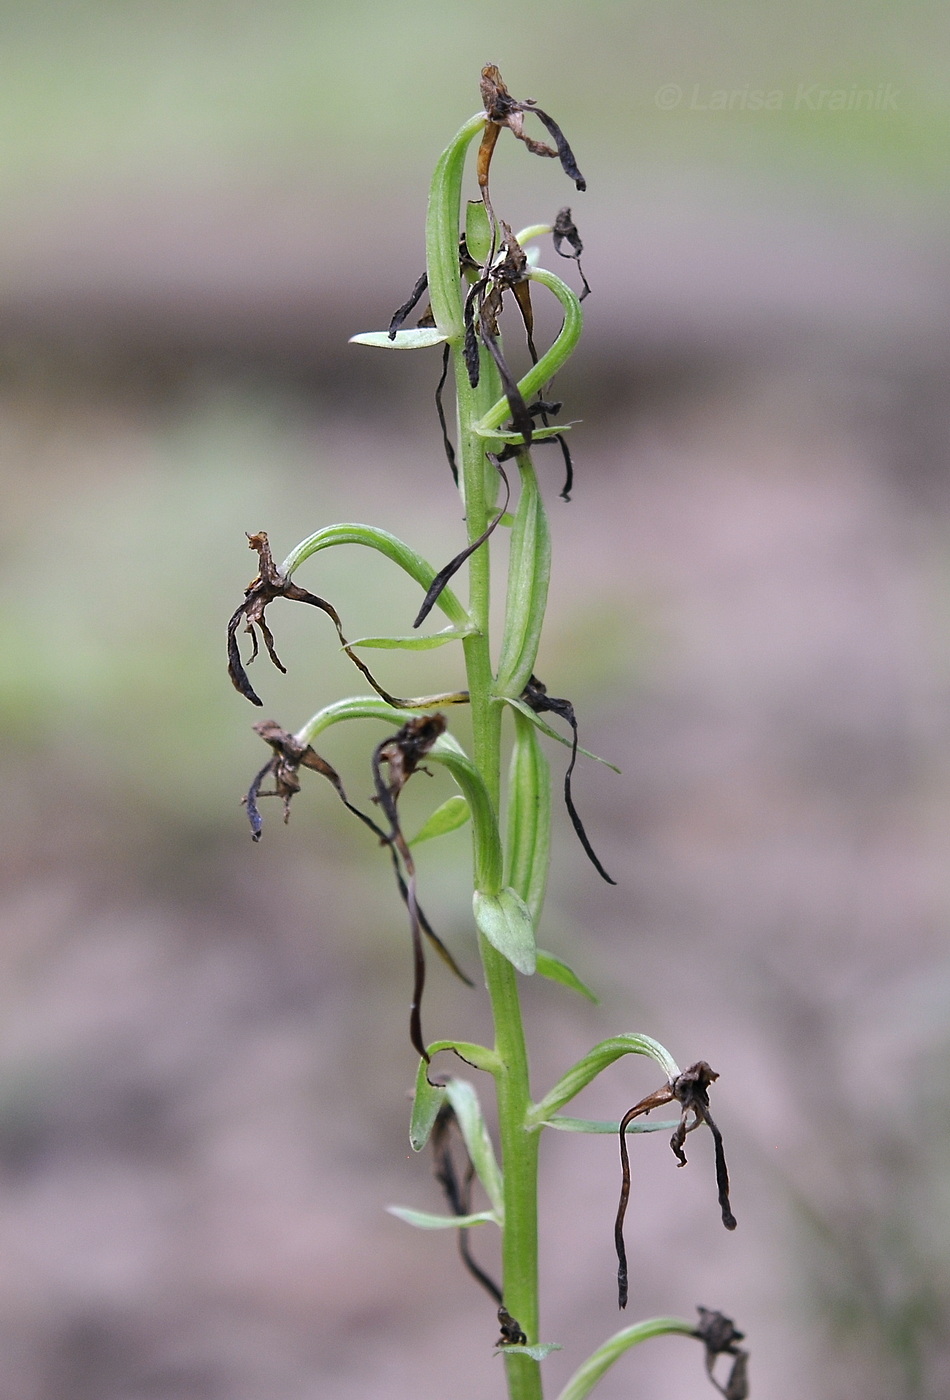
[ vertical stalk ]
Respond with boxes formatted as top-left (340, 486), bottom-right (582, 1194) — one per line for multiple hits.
top-left (456, 346), bottom-right (543, 1400)
top-left (427, 112), bottom-right (550, 1400)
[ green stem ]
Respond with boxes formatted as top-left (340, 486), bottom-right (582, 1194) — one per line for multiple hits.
top-left (427, 114), bottom-right (545, 1400)
top-left (459, 345), bottom-right (542, 1400)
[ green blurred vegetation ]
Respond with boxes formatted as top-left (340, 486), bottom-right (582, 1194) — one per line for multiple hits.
top-left (0, 0), bottom-right (946, 203)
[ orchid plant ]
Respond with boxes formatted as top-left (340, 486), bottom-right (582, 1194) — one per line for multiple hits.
top-left (228, 67), bottom-right (748, 1400)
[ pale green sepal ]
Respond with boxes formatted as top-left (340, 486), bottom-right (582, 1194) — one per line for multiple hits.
top-left (349, 626), bottom-right (472, 651)
top-left (387, 1206), bottom-right (497, 1230)
top-left (540, 1116), bottom-right (681, 1134)
top-left (527, 1035), bottom-right (681, 1128)
top-left (444, 1078), bottom-right (504, 1217)
top-left (410, 795), bottom-right (471, 846)
top-left (349, 328), bottom-right (449, 349)
top-left (503, 698), bottom-right (622, 772)
top-left (473, 888), bottom-right (536, 976)
top-left (554, 1319), bottom-right (697, 1400)
top-left (536, 950), bottom-right (598, 1003)
top-left (409, 1058), bottom-right (447, 1151)
top-left (495, 1343), bottom-right (562, 1361)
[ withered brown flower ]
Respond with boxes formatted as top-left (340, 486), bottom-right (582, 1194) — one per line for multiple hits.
top-left (227, 531), bottom-right (468, 710)
top-left (478, 64), bottom-right (586, 199)
top-left (243, 715), bottom-right (472, 1042)
top-left (615, 1061), bottom-right (736, 1308)
top-left (243, 718), bottom-right (359, 840)
top-left (693, 1307), bottom-right (750, 1399)
top-left (227, 532), bottom-right (342, 707)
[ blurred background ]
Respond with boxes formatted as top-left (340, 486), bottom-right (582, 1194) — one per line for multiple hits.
top-left (2, 2), bottom-right (950, 1397)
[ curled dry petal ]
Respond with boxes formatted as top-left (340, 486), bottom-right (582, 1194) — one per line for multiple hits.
top-left (478, 65), bottom-right (586, 192)
top-left (552, 207), bottom-right (591, 300)
top-left (521, 675), bottom-right (615, 884)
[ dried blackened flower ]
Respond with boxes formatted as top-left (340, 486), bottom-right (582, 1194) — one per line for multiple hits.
top-left (670, 1061), bottom-right (737, 1232)
top-left (243, 718), bottom-right (362, 840)
top-left (552, 207), bottom-right (591, 300)
top-left (614, 1062), bottom-right (736, 1308)
top-left (462, 226), bottom-right (536, 439)
top-left (244, 717), bottom-right (471, 1005)
top-left (227, 531), bottom-right (469, 711)
top-left (431, 1102), bottom-right (503, 1305)
top-left (521, 675), bottom-right (615, 884)
top-left (693, 1308), bottom-right (750, 1399)
top-left (371, 715), bottom-right (455, 1064)
top-left (496, 1307), bottom-right (528, 1348)
top-left (227, 532), bottom-right (325, 705)
top-left (478, 64), bottom-right (586, 203)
